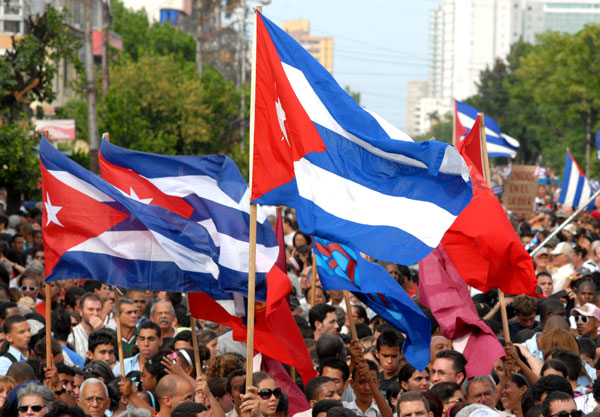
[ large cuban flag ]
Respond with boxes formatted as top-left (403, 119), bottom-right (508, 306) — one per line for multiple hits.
top-left (250, 11), bottom-right (473, 266)
top-left (558, 150), bottom-right (595, 210)
top-left (39, 137), bottom-right (232, 299)
top-left (454, 99), bottom-right (520, 158)
top-left (98, 139), bottom-right (278, 299)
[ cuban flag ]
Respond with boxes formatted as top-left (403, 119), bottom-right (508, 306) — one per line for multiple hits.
top-left (40, 137), bottom-right (232, 299)
top-left (250, 11), bottom-right (473, 266)
top-left (99, 139), bottom-right (278, 299)
top-left (454, 99), bottom-right (519, 158)
top-left (312, 236), bottom-right (431, 370)
top-left (558, 150), bottom-right (594, 210)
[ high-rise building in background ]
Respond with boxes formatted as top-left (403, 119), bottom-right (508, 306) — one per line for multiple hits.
top-left (410, 0), bottom-right (600, 137)
top-left (405, 80), bottom-right (430, 137)
top-left (282, 19), bottom-right (334, 73)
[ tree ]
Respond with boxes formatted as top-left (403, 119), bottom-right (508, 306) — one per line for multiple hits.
top-left (414, 113), bottom-right (453, 144)
top-left (0, 7), bottom-right (81, 211)
top-left (101, 55), bottom-right (242, 160)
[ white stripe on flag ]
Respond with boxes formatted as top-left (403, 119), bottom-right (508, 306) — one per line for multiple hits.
top-left (293, 158), bottom-right (456, 248)
top-left (49, 170), bottom-right (115, 203)
top-left (564, 163), bottom-right (580, 208)
top-left (487, 142), bottom-right (517, 158)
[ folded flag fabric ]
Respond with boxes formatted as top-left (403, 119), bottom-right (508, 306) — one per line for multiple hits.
top-left (454, 99), bottom-right (519, 158)
top-left (442, 117), bottom-right (538, 295)
top-left (99, 139), bottom-right (279, 300)
top-left (39, 137), bottom-right (229, 297)
top-left (455, 114), bottom-right (484, 175)
top-left (418, 243), bottom-right (506, 378)
top-left (558, 150), bottom-right (595, 210)
top-left (312, 236), bottom-right (431, 371)
top-left (250, 11), bottom-right (472, 266)
top-left (188, 267), bottom-right (318, 384)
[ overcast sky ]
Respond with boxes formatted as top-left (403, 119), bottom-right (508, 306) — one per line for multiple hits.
top-left (124, 0), bottom-right (437, 130)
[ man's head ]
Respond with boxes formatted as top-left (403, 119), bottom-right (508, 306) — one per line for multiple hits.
top-left (539, 299), bottom-right (567, 328)
top-left (304, 376), bottom-right (341, 407)
top-left (350, 359), bottom-right (379, 404)
top-left (208, 377), bottom-right (234, 413)
top-left (156, 374), bottom-right (194, 413)
top-left (552, 351), bottom-right (582, 384)
top-left (94, 283), bottom-right (112, 303)
top-left (309, 304), bottom-right (339, 339)
top-left (57, 362), bottom-right (75, 403)
top-left (11, 234), bottom-right (24, 253)
top-left (576, 281), bottom-right (597, 306)
top-left (6, 362), bottom-right (36, 384)
top-left (127, 290), bottom-right (146, 319)
top-left (570, 303), bottom-right (600, 337)
top-left (20, 276), bottom-right (39, 300)
top-left (318, 358), bottom-right (350, 397)
top-left (376, 330), bottom-right (404, 377)
top-left (430, 350), bottom-right (466, 385)
top-left (137, 321), bottom-right (162, 360)
top-left (87, 328), bottom-right (117, 367)
top-left (316, 334), bottom-right (345, 363)
top-left (551, 243), bottom-right (573, 267)
top-left (150, 300), bottom-right (175, 333)
top-left (78, 293), bottom-right (102, 328)
top-left (226, 369), bottom-right (246, 411)
top-left (541, 392), bottom-right (577, 417)
top-left (78, 378), bottom-right (110, 417)
top-left (4, 314), bottom-right (30, 352)
top-left (172, 402), bottom-right (209, 417)
top-left (396, 391), bottom-right (433, 417)
top-left (118, 299), bottom-right (138, 330)
top-left (0, 301), bottom-right (18, 325)
top-left (513, 295), bottom-right (538, 329)
top-left (464, 375), bottom-right (497, 409)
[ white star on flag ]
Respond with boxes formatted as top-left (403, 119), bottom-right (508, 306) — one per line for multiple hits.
top-left (128, 187), bottom-right (153, 204)
top-left (44, 193), bottom-right (64, 227)
top-left (275, 97), bottom-right (290, 147)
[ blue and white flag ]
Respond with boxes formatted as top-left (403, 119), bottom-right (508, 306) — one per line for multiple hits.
top-left (40, 137), bottom-right (232, 299)
top-left (99, 139), bottom-right (279, 300)
top-left (312, 236), bottom-right (431, 370)
top-left (251, 11), bottom-right (473, 266)
top-left (455, 99), bottom-right (519, 158)
top-left (596, 130), bottom-right (600, 164)
top-left (558, 150), bottom-right (594, 210)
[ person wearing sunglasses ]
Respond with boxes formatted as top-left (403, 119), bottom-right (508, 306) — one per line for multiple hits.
top-left (252, 372), bottom-right (282, 417)
top-left (541, 391), bottom-right (579, 417)
top-left (570, 303), bottom-right (600, 338)
top-left (16, 382), bottom-right (55, 417)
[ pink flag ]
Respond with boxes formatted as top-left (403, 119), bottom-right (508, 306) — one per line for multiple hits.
top-left (418, 243), bottom-right (505, 378)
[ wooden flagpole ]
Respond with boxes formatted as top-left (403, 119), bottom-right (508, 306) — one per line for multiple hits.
top-left (479, 113), bottom-right (511, 343)
top-left (114, 288), bottom-right (126, 377)
top-left (343, 291), bottom-right (358, 340)
top-left (310, 256), bottom-right (317, 306)
top-left (245, 5), bottom-right (261, 394)
top-left (45, 283), bottom-right (52, 366)
top-left (190, 317), bottom-right (203, 377)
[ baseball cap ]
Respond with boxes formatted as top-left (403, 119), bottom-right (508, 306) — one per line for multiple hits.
top-left (563, 223), bottom-right (577, 235)
top-left (571, 303), bottom-right (600, 321)
top-left (534, 247), bottom-right (548, 257)
top-left (551, 241), bottom-right (573, 256)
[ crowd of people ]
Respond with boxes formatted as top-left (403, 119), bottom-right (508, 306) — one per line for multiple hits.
top-left (0, 180), bottom-right (597, 417)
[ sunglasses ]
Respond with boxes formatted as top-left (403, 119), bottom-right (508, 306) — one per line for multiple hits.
top-left (575, 315), bottom-right (590, 324)
top-left (258, 388), bottom-right (282, 400)
top-left (18, 404), bottom-right (44, 413)
top-left (551, 411), bottom-right (583, 417)
top-left (21, 286), bottom-right (37, 292)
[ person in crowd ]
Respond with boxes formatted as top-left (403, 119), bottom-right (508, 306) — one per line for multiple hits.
top-left (17, 382), bottom-right (55, 417)
top-left (541, 392), bottom-right (578, 417)
top-left (463, 375), bottom-right (498, 409)
top-left (375, 330), bottom-right (404, 393)
top-left (430, 350), bottom-right (466, 386)
top-left (509, 295), bottom-right (539, 340)
top-left (109, 299), bottom-right (138, 357)
top-left (428, 382), bottom-right (463, 417)
top-left (499, 374), bottom-right (529, 417)
top-left (570, 303), bottom-right (600, 337)
top-left (0, 315), bottom-right (30, 375)
top-left (396, 391), bottom-right (433, 417)
top-left (550, 242), bottom-right (575, 293)
top-left (77, 378), bottom-right (110, 417)
top-left (114, 321), bottom-right (162, 376)
top-left (198, 329), bottom-right (219, 359)
top-left (319, 358), bottom-right (351, 399)
top-left (294, 376), bottom-right (342, 417)
top-left (86, 328), bottom-right (117, 367)
top-left (309, 304), bottom-right (340, 341)
top-left (252, 372), bottom-right (282, 417)
top-left (154, 374), bottom-right (194, 417)
top-left (150, 300), bottom-right (178, 339)
top-left (0, 375), bottom-right (15, 407)
top-left (68, 293), bottom-right (103, 358)
top-left (535, 250), bottom-right (551, 275)
top-left (536, 272), bottom-right (554, 297)
top-left (398, 364), bottom-right (430, 393)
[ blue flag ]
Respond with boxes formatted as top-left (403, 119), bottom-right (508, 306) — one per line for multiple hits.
top-left (312, 236), bottom-right (431, 370)
top-left (558, 150), bottom-right (594, 210)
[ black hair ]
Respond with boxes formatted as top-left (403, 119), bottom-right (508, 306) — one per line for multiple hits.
top-left (56, 362), bottom-right (75, 376)
top-left (316, 334), bottom-right (345, 363)
top-left (304, 285), bottom-right (329, 303)
top-left (174, 304), bottom-right (190, 328)
top-left (0, 301), bottom-right (16, 320)
top-left (540, 359), bottom-right (568, 378)
top-left (309, 304), bottom-right (337, 330)
top-left (226, 369), bottom-right (246, 393)
top-left (144, 351), bottom-right (169, 383)
top-left (398, 363), bottom-right (419, 384)
top-left (376, 329), bottom-right (403, 351)
top-left (208, 377), bottom-right (228, 398)
top-left (385, 381), bottom-right (401, 409)
top-left (434, 350), bottom-right (466, 376)
top-left (125, 370), bottom-right (143, 391)
top-left (541, 392), bottom-right (574, 417)
top-left (313, 400), bottom-right (343, 417)
top-left (3, 314), bottom-right (25, 334)
top-left (355, 323), bottom-right (372, 339)
top-left (82, 280), bottom-right (102, 293)
top-left (107, 377), bottom-right (123, 411)
top-left (351, 304), bottom-right (369, 324)
top-left (51, 309), bottom-right (72, 342)
top-left (139, 320), bottom-right (161, 338)
top-left (63, 287), bottom-right (85, 310)
top-left (428, 382), bottom-right (461, 402)
top-left (171, 401), bottom-right (208, 417)
top-left (532, 375), bottom-right (573, 402)
top-left (351, 359), bottom-right (378, 380)
top-left (577, 337), bottom-right (596, 360)
top-left (304, 376), bottom-right (334, 402)
top-left (326, 407), bottom-right (360, 417)
top-left (88, 328), bottom-right (117, 356)
top-left (318, 358), bottom-right (350, 383)
top-left (553, 351), bottom-right (582, 382)
top-left (83, 360), bottom-right (116, 384)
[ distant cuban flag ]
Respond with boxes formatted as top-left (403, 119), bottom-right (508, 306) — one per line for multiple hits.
top-left (312, 236), bottom-right (431, 370)
top-left (558, 150), bottom-right (594, 210)
top-left (250, 11), bottom-right (473, 266)
top-left (454, 99), bottom-right (519, 158)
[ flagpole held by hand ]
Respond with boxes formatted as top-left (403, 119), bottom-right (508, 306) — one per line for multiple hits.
top-left (190, 317), bottom-right (203, 378)
top-left (479, 112), bottom-right (511, 343)
top-left (344, 291), bottom-right (358, 340)
top-left (310, 256), bottom-right (317, 307)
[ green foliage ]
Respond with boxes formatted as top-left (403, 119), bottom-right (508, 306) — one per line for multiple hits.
top-left (0, 119), bottom-right (40, 199)
top-left (414, 113), bottom-right (453, 144)
top-left (56, 99), bottom-right (88, 143)
top-left (101, 55), bottom-right (242, 158)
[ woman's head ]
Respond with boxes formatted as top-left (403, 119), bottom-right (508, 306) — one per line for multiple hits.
top-left (141, 352), bottom-right (169, 391)
top-left (0, 375), bottom-right (15, 407)
top-left (253, 372), bottom-right (280, 417)
top-left (397, 363), bottom-right (429, 393)
top-left (540, 328), bottom-right (579, 357)
top-left (500, 373), bottom-right (528, 412)
top-left (17, 382), bottom-right (55, 417)
top-left (540, 359), bottom-right (568, 378)
top-left (197, 330), bottom-right (218, 358)
top-left (293, 232), bottom-right (311, 249)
